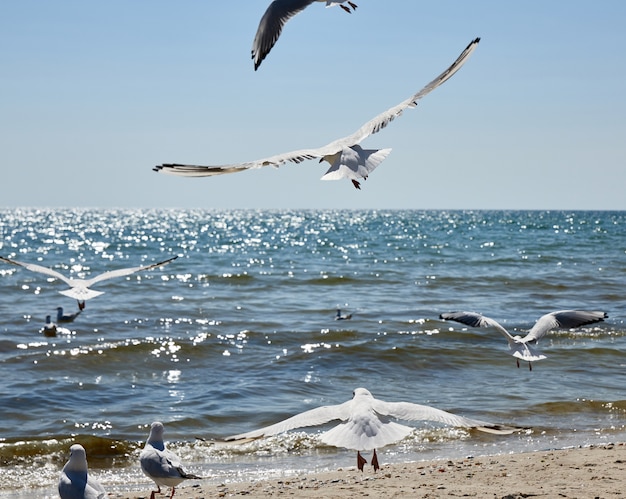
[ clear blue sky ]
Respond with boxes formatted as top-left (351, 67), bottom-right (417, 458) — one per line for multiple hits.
top-left (1, 1), bottom-right (624, 210)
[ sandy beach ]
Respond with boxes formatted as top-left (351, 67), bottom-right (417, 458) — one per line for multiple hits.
top-left (109, 442), bottom-right (624, 499)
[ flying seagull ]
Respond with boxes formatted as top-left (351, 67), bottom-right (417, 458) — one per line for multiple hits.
top-left (154, 37), bottom-right (480, 190)
top-left (252, 0), bottom-right (357, 70)
top-left (140, 422), bottom-right (202, 499)
top-left (58, 444), bottom-right (106, 499)
top-left (0, 255), bottom-right (177, 310)
top-left (439, 310), bottom-right (608, 370)
top-left (225, 387), bottom-right (518, 472)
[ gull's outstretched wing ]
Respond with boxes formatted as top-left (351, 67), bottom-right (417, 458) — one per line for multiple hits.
top-left (154, 38), bottom-right (480, 179)
top-left (252, 0), bottom-right (317, 71)
top-left (81, 255), bottom-right (178, 287)
top-left (440, 311), bottom-right (516, 342)
top-left (522, 310), bottom-right (608, 343)
top-left (372, 400), bottom-right (519, 435)
top-left (324, 37), bottom-right (480, 150)
top-left (0, 256), bottom-right (73, 286)
top-left (225, 401), bottom-right (352, 440)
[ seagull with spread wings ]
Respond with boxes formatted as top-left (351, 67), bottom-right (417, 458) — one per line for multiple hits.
top-left (154, 38), bottom-right (480, 190)
top-left (252, 0), bottom-right (358, 71)
top-left (225, 387), bottom-right (518, 472)
top-left (0, 255), bottom-right (177, 310)
top-left (439, 310), bottom-right (608, 370)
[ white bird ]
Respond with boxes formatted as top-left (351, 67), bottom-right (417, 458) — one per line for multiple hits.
top-left (140, 422), bottom-right (202, 499)
top-left (154, 38), bottom-right (480, 190)
top-left (42, 314), bottom-right (57, 337)
top-left (0, 255), bottom-right (177, 310)
top-left (58, 444), bottom-right (106, 499)
top-left (439, 310), bottom-right (608, 370)
top-left (226, 387), bottom-right (518, 472)
top-left (57, 306), bottom-right (81, 323)
top-left (252, 0), bottom-right (358, 70)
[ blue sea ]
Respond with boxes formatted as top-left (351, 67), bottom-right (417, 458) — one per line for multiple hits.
top-left (0, 208), bottom-right (624, 497)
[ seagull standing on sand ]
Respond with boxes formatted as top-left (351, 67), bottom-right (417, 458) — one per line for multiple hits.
top-left (252, 0), bottom-right (358, 70)
top-left (140, 422), bottom-right (202, 499)
top-left (58, 444), bottom-right (106, 499)
top-left (57, 306), bottom-right (81, 323)
top-left (226, 387), bottom-right (518, 472)
top-left (439, 310), bottom-right (608, 370)
top-left (0, 255), bottom-right (177, 310)
top-left (154, 38), bottom-right (480, 190)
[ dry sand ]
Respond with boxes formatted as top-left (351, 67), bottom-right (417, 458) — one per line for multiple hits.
top-left (110, 442), bottom-right (625, 499)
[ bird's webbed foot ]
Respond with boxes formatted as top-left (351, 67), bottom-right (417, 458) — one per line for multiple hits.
top-left (357, 451), bottom-right (367, 471)
top-left (371, 449), bottom-right (380, 471)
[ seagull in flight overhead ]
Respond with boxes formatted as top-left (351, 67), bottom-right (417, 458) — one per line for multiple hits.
top-left (154, 38), bottom-right (480, 190)
top-left (252, 0), bottom-right (358, 70)
top-left (439, 310), bottom-right (608, 370)
top-left (140, 422), bottom-right (202, 499)
top-left (0, 255), bottom-right (177, 310)
top-left (225, 387), bottom-right (518, 472)
top-left (58, 444), bottom-right (106, 499)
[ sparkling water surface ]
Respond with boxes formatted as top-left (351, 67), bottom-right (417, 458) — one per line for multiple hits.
top-left (0, 209), bottom-right (624, 497)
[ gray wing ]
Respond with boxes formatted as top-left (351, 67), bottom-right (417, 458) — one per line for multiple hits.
top-left (225, 400), bottom-right (352, 440)
top-left (0, 256), bottom-right (73, 286)
top-left (154, 38), bottom-right (480, 178)
top-left (252, 0), bottom-right (317, 70)
top-left (81, 256), bottom-right (177, 287)
top-left (440, 311), bottom-right (515, 341)
top-left (522, 310), bottom-right (608, 343)
top-left (326, 37), bottom-right (480, 149)
top-left (372, 400), bottom-right (518, 435)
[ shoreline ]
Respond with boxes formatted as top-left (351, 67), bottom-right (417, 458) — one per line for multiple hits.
top-left (105, 442), bottom-right (625, 498)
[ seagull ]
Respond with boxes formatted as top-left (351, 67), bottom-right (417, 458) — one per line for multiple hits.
top-left (252, 0), bottom-right (358, 70)
top-left (225, 387), bottom-right (518, 472)
top-left (0, 255), bottom-right (177, 310)
top-left (57, 306), bottom-right (81, 323)
top-left (439, 310), bottom-right (608, 370)
top-left (42, 315), bottom-right (57, 337)
top-left (335, 308), bottom-right (352, 320)
top-left (154, 37), bottom-right (480, 190)
top-left (58, 444), bottom-right (106, 499)
top-left (140, 421), bottom-right (202, 499)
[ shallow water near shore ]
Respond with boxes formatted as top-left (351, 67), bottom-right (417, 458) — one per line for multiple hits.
top-left (0, 208), bottom-right (624, 497)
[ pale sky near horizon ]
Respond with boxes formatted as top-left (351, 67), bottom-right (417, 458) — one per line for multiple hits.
top-left (1, 1), bottom-right (625, 210)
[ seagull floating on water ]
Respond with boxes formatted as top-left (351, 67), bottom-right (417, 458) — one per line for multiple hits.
top-left (42, 315), bottom-right (57, 337)
top-left (154, 38), bottom-right (480, 190)
top-left (226, 387), bottom-right (518, 472)
top-left (335, 308), bottom-right (352, 320)
top-left (0, 255), bottom-right (177, 310)
top-left (57, 306), bottom-right (81, 323)
top-left (252, 0), bottom-right (358, 70)
top-left (58, 444), bottom-right (106, 499)
top-left (140, 422), bottom-right (202, 499)
top-left (439, 310), bottom-right (608, 370)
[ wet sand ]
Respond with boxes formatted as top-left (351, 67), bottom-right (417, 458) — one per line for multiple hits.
top-left (110, 442), bottom-right (624, 498)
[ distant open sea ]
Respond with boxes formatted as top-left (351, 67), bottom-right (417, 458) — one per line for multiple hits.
top-left (0, 208), bottom-right (624, 497)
